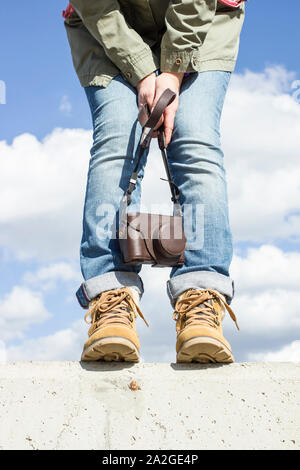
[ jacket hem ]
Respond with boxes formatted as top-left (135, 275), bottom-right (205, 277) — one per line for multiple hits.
top-left (78, 74), bottom-right (118, 88)
top-left (78, 59), bottom-right (236, 89)
top-left (161, 55), bottom-right (237, 74)
top-left (194, 59), bottom-right (237, 73)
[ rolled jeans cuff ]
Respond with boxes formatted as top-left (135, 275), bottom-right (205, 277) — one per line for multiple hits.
top-left (76, 271), bottom-right (144, 309)
top-left (167, 271), bottom-right (235, 308)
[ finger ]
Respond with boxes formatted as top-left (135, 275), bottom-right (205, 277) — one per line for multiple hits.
top-left (163, 107), bottom-right (176, 147)
top-left (164, 126), bottom-right (173, 147)
top-left (146, 90), bottom-right (155, 111)
top-left (138, 96), bottom-right (147, 111)
top-left (138, 90), bottom-right (149, 110)
top-left (138, 90), bottom-right (155, 111)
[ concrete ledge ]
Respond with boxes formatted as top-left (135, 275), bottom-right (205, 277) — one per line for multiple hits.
top-left (0, 362), bottom-right (299, 450)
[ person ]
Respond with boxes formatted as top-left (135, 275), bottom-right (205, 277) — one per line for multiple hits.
top-left (63, 0), bottom-right (245, 363)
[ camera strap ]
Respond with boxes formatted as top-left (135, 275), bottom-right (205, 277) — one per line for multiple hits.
top-left (122, 88), bottom-right (182, 218)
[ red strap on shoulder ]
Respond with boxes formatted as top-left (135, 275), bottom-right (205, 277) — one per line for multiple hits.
top-left (218, 0), bottom-right (246, 6)
top-left (62, 3), bottom-right (75, 19)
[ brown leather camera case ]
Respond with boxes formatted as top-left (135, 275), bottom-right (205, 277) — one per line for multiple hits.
top-left (119, 212), bottom-right (185, 267)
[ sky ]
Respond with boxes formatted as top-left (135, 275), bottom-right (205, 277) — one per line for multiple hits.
top-left (0, 1), bottom-right (300, 363)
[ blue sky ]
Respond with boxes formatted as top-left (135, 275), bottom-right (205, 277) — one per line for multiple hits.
top-left (0, 1), bottom-right (300, 363)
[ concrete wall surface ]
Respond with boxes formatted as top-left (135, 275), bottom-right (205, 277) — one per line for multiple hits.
top-left (0, 361), bottom-right (299, 450)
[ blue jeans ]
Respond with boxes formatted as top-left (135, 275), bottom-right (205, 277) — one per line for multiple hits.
top-left (76, 71), bottom-right (234, 309)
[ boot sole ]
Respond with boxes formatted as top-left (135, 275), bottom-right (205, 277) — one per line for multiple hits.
top-left (81, 336), bottom-right (140, 362)
top-left (177, 336), bottom-right (234, 364)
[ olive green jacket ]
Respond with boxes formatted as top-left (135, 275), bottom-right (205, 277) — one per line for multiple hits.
top-left (65, 0), bottom-right (245, 88)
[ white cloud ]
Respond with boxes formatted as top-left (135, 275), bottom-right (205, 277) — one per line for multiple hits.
top-left (59, 95), bottom-right (72, 115)
top-left (249, 340), bottom-right (300, 362)
top-left (4, 319), bottom-right (86, 362)
top-left (0, 128), bottom-right (90, 260)
top-left (231, 245), bottom-right (300, 294)
top-left (222, 66), bottom-right (300, 243)
top-left (23, 262), bottom-right (81, 291)
top-left (0, 286), bottom-right (51, 342)
top-left (231, 289), bottom-right (300, 338)
top-left (227, 65), bottom-right (295, 96)
top-left (230, 245), bottom-right (300, 339)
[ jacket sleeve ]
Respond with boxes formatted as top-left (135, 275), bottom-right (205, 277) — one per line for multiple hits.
top-left (160, 0), bottom-right (218, 73)
top-left (70, 0), bottom-right (159, 87)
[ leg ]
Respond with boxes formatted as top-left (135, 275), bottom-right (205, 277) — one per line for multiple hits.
top-left (76, 75), bottom-right (149, 308)
top-left (165, 71), bottom-right (237, 363)
top-left (166, 71), bottom-right (234, 306)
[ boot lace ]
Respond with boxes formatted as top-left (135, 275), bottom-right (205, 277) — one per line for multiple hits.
top-left (84, 287), bottom-right (149, 336)
top-left (173, 288), bottom-right (239, 333)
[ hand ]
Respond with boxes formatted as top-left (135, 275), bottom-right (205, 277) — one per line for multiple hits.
top-left (151, 72), bottom-right (184, 147)
top-left (136, 71), bottom-right (157, 113)
top-left (136, 71), bottom-right (184, 144)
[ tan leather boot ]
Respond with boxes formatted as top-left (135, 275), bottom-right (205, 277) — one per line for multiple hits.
top-left (173, 288), bottom-right (239, 364)
top-left (81, 286), bottom-right (148, 362)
